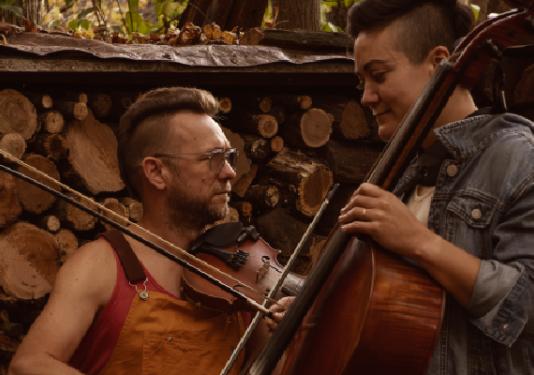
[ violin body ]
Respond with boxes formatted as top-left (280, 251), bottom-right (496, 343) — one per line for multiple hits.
top-left (182, 222), bottom-right (303, 311)
top-left (279, 239), bottom-right (444, 375)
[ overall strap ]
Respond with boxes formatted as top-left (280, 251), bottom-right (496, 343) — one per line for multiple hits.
top-left (101, 230), bottom-right (146, 284)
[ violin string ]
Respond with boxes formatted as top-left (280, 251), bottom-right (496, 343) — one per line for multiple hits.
top-left (0, 149), bottom-right (269, 309)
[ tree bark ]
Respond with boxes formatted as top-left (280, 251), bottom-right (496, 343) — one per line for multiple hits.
top-left (226, 0), bottom-right (269, 30)
top-left (277, 0), bottom-right (321, 31)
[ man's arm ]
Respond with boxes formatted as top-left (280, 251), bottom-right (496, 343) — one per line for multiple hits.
top-left (9, 239), bottom-right (116, 375)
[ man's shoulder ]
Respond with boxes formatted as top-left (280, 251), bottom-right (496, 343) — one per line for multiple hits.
top-left (66, 237), bottom-right (116, 270)
top-left (53, 237), bottom-right (117, 304)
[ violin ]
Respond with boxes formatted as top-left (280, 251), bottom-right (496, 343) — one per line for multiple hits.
top-left (182, 221), bottom-right (304, 312)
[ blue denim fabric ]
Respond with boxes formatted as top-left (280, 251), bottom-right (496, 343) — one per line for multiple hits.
top-left (394, 113), bottom-right (534, 375)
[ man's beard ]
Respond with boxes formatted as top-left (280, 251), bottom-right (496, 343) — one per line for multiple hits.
top-left (166, 182), bottom-right (228, 230)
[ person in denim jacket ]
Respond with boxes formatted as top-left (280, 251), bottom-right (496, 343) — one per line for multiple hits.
top-left (339, 0), bottom-right (534, 374)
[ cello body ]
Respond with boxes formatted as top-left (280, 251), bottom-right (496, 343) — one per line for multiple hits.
top-left (280, 240), bottom-right (444, 375)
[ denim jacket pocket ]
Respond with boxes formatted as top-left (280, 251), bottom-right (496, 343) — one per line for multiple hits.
top-left (445, 189), bottom-right (499, 258)
top-left (446, 189), bottom-right (499, 228)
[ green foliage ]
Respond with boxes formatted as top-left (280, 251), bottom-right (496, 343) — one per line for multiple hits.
top-left (0, 0), bottom-right (24, 20)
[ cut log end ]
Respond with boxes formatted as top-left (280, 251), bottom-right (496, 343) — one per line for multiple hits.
top-left (16, 154), bottom-right (60, 214)
top-left (270, 136), bottom-right (284, 153)
top-left (297, 164), bottom-right (333, 217)
top-left (0, 222), bottom-right (60, 300)
top-left (0, 171), bottom-right (22, 229)
top-left (59, 201), bottom-right (98, 232)
top-left (42, 215), bottom-right (61, 233)
top-left (0, 89), bottom-right (38, 140)
top-left (101, 197), bottom-right (129, 230)
top-left (218, 97), bottom-right (233, 114)
top-left (55, 228), bottom-right (79, 263)
top-left (41, 95), bottom-right (54, 109)
top-left (299, 108), bottom-right (333, 148)
top-left (298, 95), bottom-right (313, 110)
top-left (121, 197), bottom-right (144, 222)
top-left (66, 112), bottom-right (125, 194)
top-left (255, 114), bottom-right (278, 138)
top-left (340, 100), bottom-right (370, 140)
top-left (0, 133), bottom-right (26, 159)
top-left (258, 97), bottom-right (273, 113)
top-left (41, 110), bottom-right (65, 134)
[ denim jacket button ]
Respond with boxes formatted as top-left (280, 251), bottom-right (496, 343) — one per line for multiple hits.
top-left (446, 164), bottom-right (459, 177)
top-left (471, 208), bottom-right (482, 220)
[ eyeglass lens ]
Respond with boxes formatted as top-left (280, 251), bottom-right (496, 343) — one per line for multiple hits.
top-left (211, 149), bottom-right (238, 171)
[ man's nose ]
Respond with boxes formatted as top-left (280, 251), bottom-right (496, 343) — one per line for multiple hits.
top-left (219, 159), bottom-right (237, 180)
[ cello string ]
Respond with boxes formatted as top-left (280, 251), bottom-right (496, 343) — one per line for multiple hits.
top-left (0, 149), bottom-right (271, 313)
top-left (218, 183), bottom-right (340, 375)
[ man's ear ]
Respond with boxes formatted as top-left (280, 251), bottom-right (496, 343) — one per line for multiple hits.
top-left (141, 157), bottom-right (167, 192)
top-left (427, 45), bottom-right (450, 69)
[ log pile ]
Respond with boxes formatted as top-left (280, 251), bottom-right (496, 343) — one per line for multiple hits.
top-left (0, 87), bottom-right (381, 367)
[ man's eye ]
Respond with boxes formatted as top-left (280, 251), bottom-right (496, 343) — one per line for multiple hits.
top-left (357, 78), bottom-right (365, 91)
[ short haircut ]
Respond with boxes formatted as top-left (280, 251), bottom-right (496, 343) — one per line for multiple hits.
top-left (347, 0), bottom-right (473, 63)
top-left (117, 87), bottom-right (219, 199)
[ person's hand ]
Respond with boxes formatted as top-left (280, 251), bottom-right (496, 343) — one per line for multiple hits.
top-left (265, 296), bottom-right (294, 332)
top-left (338, 182), bottom-right (439, 258)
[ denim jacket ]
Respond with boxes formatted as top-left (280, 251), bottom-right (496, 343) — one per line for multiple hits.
top-left (394, 113), bottom-right (534, 375)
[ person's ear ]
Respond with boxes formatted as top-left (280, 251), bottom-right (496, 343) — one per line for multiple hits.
top-left (427, 45), bottom-right (450, 69)
top-left (141, 156), bottom-right (168, 192)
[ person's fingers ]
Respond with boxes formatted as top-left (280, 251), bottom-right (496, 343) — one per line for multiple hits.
top-left (340, 219), bottom-right (378, 236)
top-left (339, 206), bottom-right (376, 224)
top-left (340, 194), bottom-right (379, 215)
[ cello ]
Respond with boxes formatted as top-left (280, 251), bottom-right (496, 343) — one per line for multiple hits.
top-left (245, 2), bottom-right (534, 375)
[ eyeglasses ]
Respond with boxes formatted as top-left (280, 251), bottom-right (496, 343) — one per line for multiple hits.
top-left (153, 148), bottom-right (238, 173)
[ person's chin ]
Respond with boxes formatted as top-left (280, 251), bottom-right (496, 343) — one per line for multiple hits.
top-left (376, 117), bottom-right (398, 141)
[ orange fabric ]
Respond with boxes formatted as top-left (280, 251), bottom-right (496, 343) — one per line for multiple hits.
top-left (99, 289), bottom-right (245, 375)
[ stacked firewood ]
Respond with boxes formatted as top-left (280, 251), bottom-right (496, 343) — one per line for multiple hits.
top-left (0, 87), bottom-right (380, 367)
top-left (215, 93), bottom-right (381, 270)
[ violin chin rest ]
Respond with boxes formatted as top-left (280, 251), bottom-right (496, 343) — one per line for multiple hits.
top-left (192, 222), bottom-right (244, 249)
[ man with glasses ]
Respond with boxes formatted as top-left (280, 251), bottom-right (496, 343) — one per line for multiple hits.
top-left (9, 87), bottom-right (288, 375)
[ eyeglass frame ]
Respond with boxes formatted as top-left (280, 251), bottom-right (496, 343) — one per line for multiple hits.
top-left (151, 147), bottom-right (238, 173)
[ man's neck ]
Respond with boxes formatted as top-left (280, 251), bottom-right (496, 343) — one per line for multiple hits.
top-left (138, 212), bottom-right (202, 253)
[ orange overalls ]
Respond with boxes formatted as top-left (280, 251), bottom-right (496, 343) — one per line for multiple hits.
top-left (70, 231), bottom-right (246, 375)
